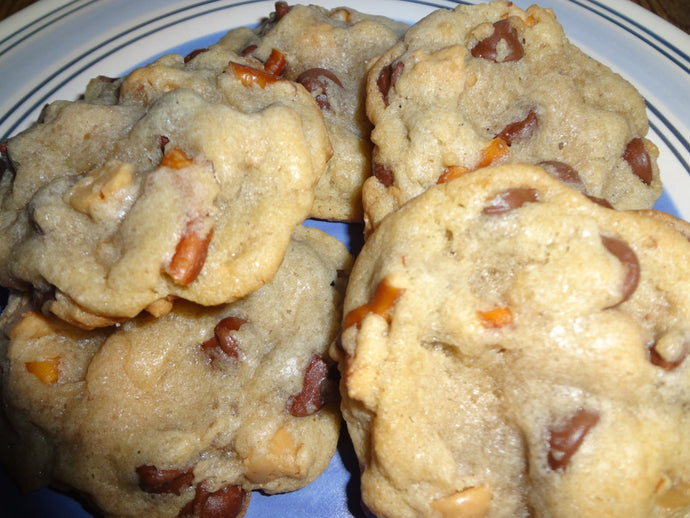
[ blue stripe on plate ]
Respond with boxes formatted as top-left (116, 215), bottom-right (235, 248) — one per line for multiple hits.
top-left (0, 0), bottom-right (266, 140)
top-left (568, 0), bottom-right (690, 74)
top-left (580, 0), bottom-right (690, 62)
top-left (0, 0), bottom-right (98, 57)
top-left (648, 108), bottom-right (690, 175)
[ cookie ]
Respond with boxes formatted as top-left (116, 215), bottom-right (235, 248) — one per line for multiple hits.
top-left (0, 226), bottom-right (351, 518)
top-left (337, 163), bottom-right (690, 517)
top-left (363, 0), bottom-right (661, 233)
top-left (0, 48), bottom-right (331, 328)
top-left (214, 1), bottom-right (408, 221)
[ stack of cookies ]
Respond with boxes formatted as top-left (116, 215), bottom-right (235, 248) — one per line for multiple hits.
top-left (1, 1), bottom-right (688, 518)
top-left (0, 3), bottom-right (406, 517)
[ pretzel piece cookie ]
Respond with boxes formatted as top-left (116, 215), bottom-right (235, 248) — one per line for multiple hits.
top-left (214, 1), bottom-right (408, 221)
top-left (338, 164), bottom-right (690, 518)
top-left (1, 226), bottom-right (350, 518)
top-left (364, 0), bottom-right (661, 233)
top-left (0, 48), bottom-right (330, 327)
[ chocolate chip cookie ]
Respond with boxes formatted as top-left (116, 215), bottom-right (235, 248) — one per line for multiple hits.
top-left (214, 1), bottom-right (408, 221)
top-left (0, 49), bottom-right (331, 328)
top-left (1, 226), bottom-right (350, 518)
top-left (363, 0), bottom-right (661, 233)
top-left (338, 163), bottom-right (690, 517)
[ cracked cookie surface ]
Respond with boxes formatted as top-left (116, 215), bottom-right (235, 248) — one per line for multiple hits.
top-left (363, 0), bottom-right (661, 233)
top-left (0, 47), bottom-right (330, 327)
top-left (215, 2), bottom-right (408, 221)
top-left (1, 226), bottom-right (350, 518)
top-left (338, 163), bottom-right (690, 518)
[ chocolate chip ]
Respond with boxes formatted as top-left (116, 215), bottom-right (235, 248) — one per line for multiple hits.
top-left (240, 44), bottom-right (258, 57)
top-left (471, 19), bottom-right (524, 63)
top-left (601, 235), bottom-right (640, 305)
top-left (274, 1), bottom-right (291, 19)
top-left (159, 135), bottom-right (170, 154)
top-left (483, 187), bottom-right (539, 214)
top-left (296, 68), bottom-right (343, 110)
top-left (496, 109), bottom-right (538, 146)
top-left (183, 48), bottom-right (208, 63)
top-left (288, 355), bottom-right (330, 417)
top-left (178, 481), bottom-right (247, 518)
top-left (623, 137), bottom-right (653, 185)
top-left (136, 465), bottom-right (194, 495)
top-left (374, 163), bottom-right (394, 188)
top-left (538, 160), bottom-right (584, 190)
top-left (547, 409), bottom-right (599, 470)
top-left (201, 316), bottom-right (246, 362)
top-left (647, 329), bottom-right (689, 371)
top-left (376, 61), bottom-right (404, 107)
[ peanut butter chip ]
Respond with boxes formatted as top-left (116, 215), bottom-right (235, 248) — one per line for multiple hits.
top-left (178, 481), bottom-right (248, 518)
top-left (430, 486), bottom-right (492, 518)
top-left (547, 408), bottom-right (599, 470)
top-left (482, 187), bottom-right (539, 214)
top-left (136, 465), bottom-right (194, 495)
top-left (470, 19), bottom-right (525, 63)
top-left (623, 137), bottom-right (653, 185)
top-left (601, 235), bottom-right (640, 305)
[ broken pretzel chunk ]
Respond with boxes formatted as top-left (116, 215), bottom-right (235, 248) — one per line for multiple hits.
top-left (136, 464), bottom-right (194, 495)
top-left (470, 18), bottom-right (525, 63)
top-left (547, 408), bottom-right (599, 470)
top-left (477, 306), bottom-right (513, 329)
top-left (25, 356), bottom-right (60, 384)
top-left (437, 165), bottom-right (471, 184)
top-left (165, 221), bottom-right (214, 286)
top-left (288, 354), bottom-right (330, 417)
top-left (229, 61), bottom-right (282, 88)
top-left (263, 48), bottom-right (288, 76)
top-left (430, 486), bottom-right (492, 518)
top-left (343, 276), bottom-right (404, 329)
top-left (477, 137), bottom-right (509, 169)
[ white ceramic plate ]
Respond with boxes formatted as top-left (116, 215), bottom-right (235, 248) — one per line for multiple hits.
top-left (0, 1), bottom-right (688, 516)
